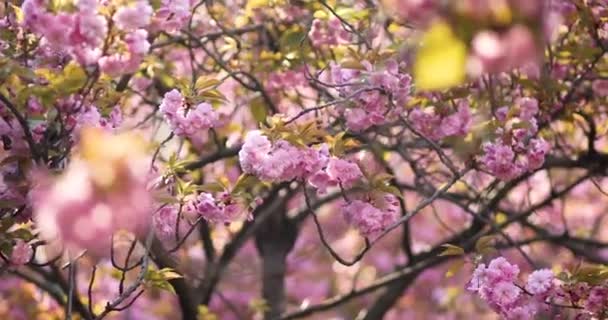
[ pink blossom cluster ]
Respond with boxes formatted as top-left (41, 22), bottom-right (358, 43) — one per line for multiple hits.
top-left (0, 117), bottom-right (29, 154)
top-left (386, 0), bottom-right (438, 25)
top-left (153, 193), bottom-right (243, 244)
top-left (469, 257), bottom-right (608, 319)
top-left (467, 257), bottom-right (554, 319)
top-left (185, 192), bottom-right (242, 224)
top-left (478, 98), bottom-right (551, 180)
top-left (341, 193), bottom-right (400, 238)
top-left (463, 0), bottom-right (570, 77)
top-left (266, 69), bottom-right (307, 92)
top-left (153, 205), bottom-right (179, 242)
top-left (152, 0), bottom-right (192, 32)
top-left (408, 101), bottom-right (472, 140)
top-left (113, 0), bottom-right (153, 31)
top-left (468, 26), bottom-right (541, 77)
top-left (69, 105), bottom-right (123, 134)
top-left (159, 89), bottom-right (219, 137)
top-left (308, 156), bottom-right (363, 194)
top-left (331, 60), bottom-right (412, 131)
top-left (9, 239), bottom-right (33, 266)
top-left (239, 130), bottom-right (331, 182)
top-left (32, 128), bottom-right (152, 257)
top-left (99, 29), bottom-right (151, 77)
top-left (21, 0), bottom-right (107, 65)
top-left (308, 17), bottom-right (352, 47)
top-left (21, 0), bottom-right (152, 74)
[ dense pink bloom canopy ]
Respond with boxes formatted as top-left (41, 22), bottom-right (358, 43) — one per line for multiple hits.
top-left (1, 0), bottom-right (608, 319)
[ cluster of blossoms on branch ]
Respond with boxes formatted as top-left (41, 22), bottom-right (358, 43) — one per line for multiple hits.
top-left (468, 256), bottom-right (608, 319)
top-left (478, 97), bottom-right (551, 180)
top-left (330, 59), bottom-right (412, 131)
top-left (33, 128), bottom-right (152, 257)
top-left (159, 89), bottom-right (219, 138)
top-left (1, 0), bottom-right (608, 318)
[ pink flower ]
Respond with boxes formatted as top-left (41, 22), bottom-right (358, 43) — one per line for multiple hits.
top-left (153, 205), bottom-right (178, 242)
top-left (74, 11), bottom-right (107, 48)
top-left (326, 157), bottom-right (362, 189)
top-left (293, 143), bottom-right (330, 180)
top-left (467, 263), bottom-right (488, 292)
top-left (186, 192), bottom-right (243, 223)
top-left (113, 1), bottom-right (153, 31)
top-left (479, 141), bottom-right (524, 180)
top-left (470, 31), bottom-right (505, 74)
top-left (191, 193), bottom-right (222, 219)
top-left (526, 138), bottom-right (550, 170)
top-left (344, 108), bottom-right (373, 132)
top-left (585, 286), bottom-right (608, 313)
top-left (525, 269), bottom-right (554, 295)
top-left (486, 257), bottom-right (520, 283)
top-left (239, 131), bottom-right (330, 183)
top-left (33, 129), bottom-right (152, 257)
top-left (10, 239), bottom-right (33, 265)
top-left (159, 90), bottom-right (219, 137)
top-left (21, 0), bottom-right (47, 32)
top-left (41, 13), bottom-right (75, 47)
top-left (341, 195), bottom-right (399, 238)
top-left (492, 281), bottom-right (521, 306)
top-left (504, 25), bottom-right (540, 71)
top-left (517, 97), bottom-right (539, 121)
top-left (440, 101), bottom-right (472, 137)
top-left (409, 107), bottom-right (443, 140)
top-left (153, 0), bottom-right (190, 32)
top-left (257, 140), bottom-right (302, 181)
top-left (496, 106), bottom-right (509, 122)
top-left (99, 54), bottom-right (128, 77)
top-left (125, 29), bottom-right (150, 56)
top-left (308, 170), bottom-right (335, 194)
top-left (308, 17), bottom-right (351, 47)
top-left (592, 80), bottom-right (608, 97)
top-left (239, 130), bottom-right (273, 175)
top-left (159, 89), bottom-right (184, 119)
top-left (186, 103), bottom-right (219, 130)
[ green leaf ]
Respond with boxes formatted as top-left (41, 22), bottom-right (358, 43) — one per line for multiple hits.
top-left (250, 96), bottom-right (268, 124)
top-left (377, 184), bottom-right (403, 199)
top-left (572, 264), bottom-right (608, 285)
top-left (195, 76), bottom-right (221, 93)
top-left (280, 27), bottom-right (307, 53)
top-left (439, 244), bottom-right (465, 257)
top-left (475, 235), bottom-right (495, 255)
top-left (198, 306), bottom-right (219, 320)
top-left (56, 62), bottom-right (87, 95)
top-left (198, 182), bottom-right (226, 193)
top-left (198, 89), bottom-right (228, 103)
top-left (249, 298), bottom-right (270, 313)
top-left (144, 266), bottom-right (183, 295)
top-left (335, 7), bottom-right (370, 21)
top-left (414, 22), bottom-right (467, 90)
top-left (10, 229), bottom-right (34, 242)
top-left (232, 174), bottom-right (260, 194)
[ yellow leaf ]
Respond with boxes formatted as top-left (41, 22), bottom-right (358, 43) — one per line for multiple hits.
top-left (313, 10), bottom-right (328, 19)
top-left (414, 22), bottom-right (467, 91)
top-left (10, 4), bottom-right (24, 23)
top-left (439, 244), bottom-right (465, 256)
top-left (195, 76), bottom-right (221, 92)
top-left (250, 96), bottom-right (268, 123)
top-left (445, 260), bottom-right (465, 278)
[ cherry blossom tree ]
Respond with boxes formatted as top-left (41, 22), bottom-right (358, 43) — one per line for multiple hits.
top-left (1, 0), bottom-right (608, 319)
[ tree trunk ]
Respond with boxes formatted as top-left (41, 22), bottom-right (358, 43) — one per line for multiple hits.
top-left (255, 204), bottom-right (297, 320)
